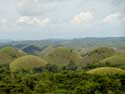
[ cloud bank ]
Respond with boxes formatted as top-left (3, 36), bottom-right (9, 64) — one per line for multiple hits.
top-left (0, 0), bottom-right (124, 40)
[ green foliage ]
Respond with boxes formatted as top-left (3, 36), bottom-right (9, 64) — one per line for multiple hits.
top-left (0, 46), bottom-right (125, 94)
top-left (10, 55), bottom-right (47, 72)
top-left (34, 80), bottom-right (54, 93)
top-left (45, 64), bottom-right (59, 72)
top-left (63, 61), bottom-right (78, 71)
top-left (74, 80), bottom-right (100, 94)
top-left (0, 64), bottom-right (125, 94)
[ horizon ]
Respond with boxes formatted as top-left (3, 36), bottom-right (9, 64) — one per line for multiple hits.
top-left (0, 36), bottom-right (125, 41)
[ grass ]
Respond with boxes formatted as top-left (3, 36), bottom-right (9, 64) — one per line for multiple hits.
top-left (42, 47), bottom-right (82, 66)
top-left (0, 46), bottom-right (26, 64)
top-left (10, 55), bottom-right (47, 72)
top-left (100, 53), bottom-right (125, 69)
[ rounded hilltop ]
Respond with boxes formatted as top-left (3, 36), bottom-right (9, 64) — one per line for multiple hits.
top-left (88, 67), bottom-right (125, 75)
top-left (42, 46), bottom-right (82, 66)
top-left (10, 55), bottom-right (47, 72)
top-left (0, 46), bottom-right (26, 64)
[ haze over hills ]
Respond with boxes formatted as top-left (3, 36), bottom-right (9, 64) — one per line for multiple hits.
top-left (0, 37), bottom-right (125, 51)
top-left (0, 39), bottom-right (13, 43)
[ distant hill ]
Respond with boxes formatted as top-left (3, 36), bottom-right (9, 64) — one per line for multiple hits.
top-left (0, 39), bottom-right (13, 43)
top-left (22, 45), bottom-right (41, 54)
top-left (62, 37), bottom-right (125, 49)
top-left (0, 37), bottom-right (125, 50)
top-left (0, 40), bottom-right (14, 48)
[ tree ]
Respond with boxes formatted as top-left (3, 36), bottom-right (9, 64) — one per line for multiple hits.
top-left (63, 61), bottom-right (78, 71)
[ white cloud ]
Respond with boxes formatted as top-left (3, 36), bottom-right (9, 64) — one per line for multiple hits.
top-left (17, 16), bottom-right (50, 27)
top-left (103, 12), bottom-right (123, 23)
top-left (71, 11), bottom-right (94, 24)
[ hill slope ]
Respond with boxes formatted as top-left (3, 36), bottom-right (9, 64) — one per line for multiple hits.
top-left (81, 47), bottom-right (116, 64)
top-left (88, 67), bottom-right (125, 75)
top-left (100, 54), bottom-right (125, 69)
top-left (0, 46), bottom-right (26, 64)
top-left (42, 47), bottom-right (82, 66)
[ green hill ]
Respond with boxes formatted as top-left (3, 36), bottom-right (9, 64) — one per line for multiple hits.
top-left (88, 67), bottom-right (125, 75)
top-left (0, 46), bottom-right (26, 64)
top-left (10, 55), bottom-right (47, 72)
top-left (100, 54), bottom-right (125, 69)
top-left (81, 47), bottom-right (116, 64)
top-left (42, 47), bottom-right (82, 66)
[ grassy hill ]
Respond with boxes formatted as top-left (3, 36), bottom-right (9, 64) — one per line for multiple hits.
top-left (0, 46), bottom-right (26, 64)
top-left (88, 67), bottom-right (125, 75)
top-left (81, 47), bottom-right (116, 65)
top-left (100, 54), bottom-right (125, 69)
top-left (10, 55), bottom-right (47, 72)
top-left (41, 47), bottom-right (82, 66)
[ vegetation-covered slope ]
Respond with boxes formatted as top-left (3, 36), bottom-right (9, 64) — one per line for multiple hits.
top-left (10, 55), bottom-right (47, 72)
top-left (0, 46), bottom-right (26, 64)
top-left (0, 65), bottom-right (125, 94)
top-left (42, 47), bottom-right (82, 66)
top-left (81, 47), bottom-right (116, 64)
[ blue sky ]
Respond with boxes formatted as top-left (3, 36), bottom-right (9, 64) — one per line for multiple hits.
top-left (0, 0), bottom-right (124, 40)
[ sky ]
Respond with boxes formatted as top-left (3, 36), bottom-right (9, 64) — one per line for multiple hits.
top-left (0, 0), bottom-right (124, 40)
